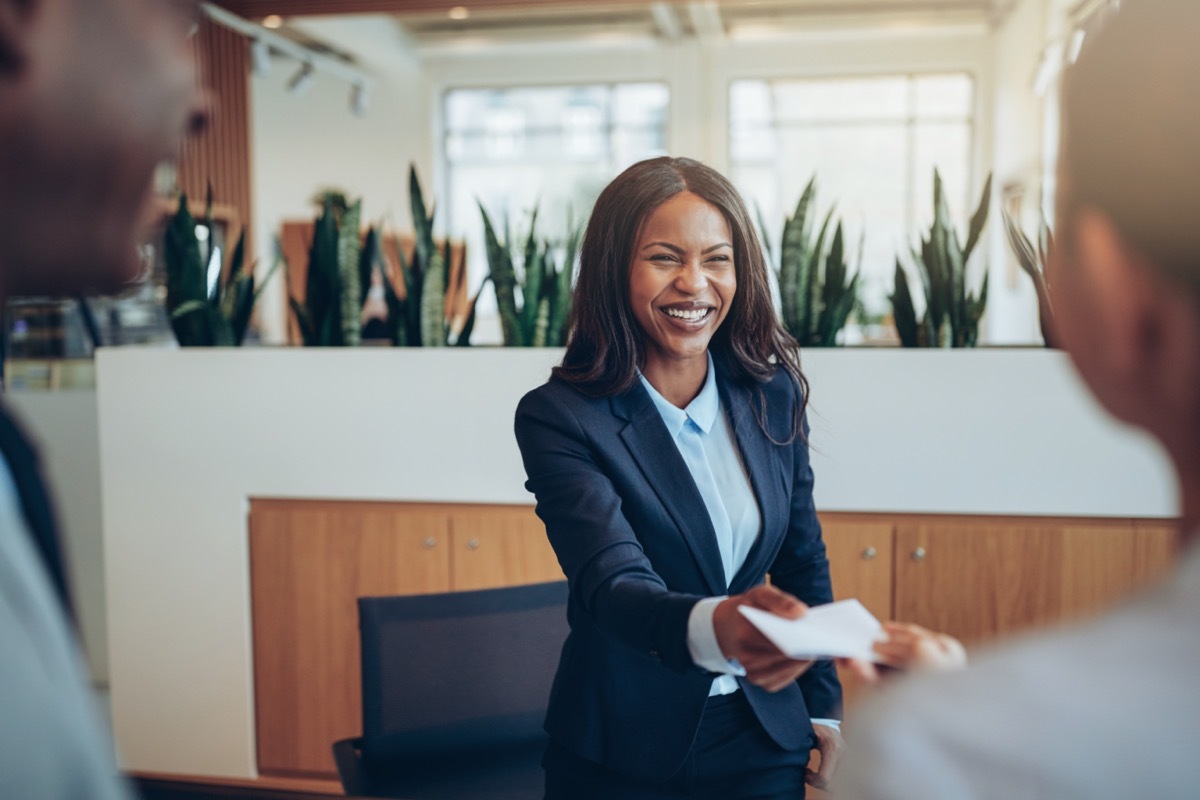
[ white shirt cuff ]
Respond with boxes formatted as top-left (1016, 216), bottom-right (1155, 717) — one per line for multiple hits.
top-left (812, 718), bottom-right (841, 731)
top-left (687, 596), bottom-right (746, 675)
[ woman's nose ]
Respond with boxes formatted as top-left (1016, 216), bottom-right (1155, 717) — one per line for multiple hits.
top-left (674, 261), bottom-right (707, 293)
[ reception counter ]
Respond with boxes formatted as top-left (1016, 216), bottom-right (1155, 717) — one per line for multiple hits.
top-left (92, 348), bottom-right (1175, 779)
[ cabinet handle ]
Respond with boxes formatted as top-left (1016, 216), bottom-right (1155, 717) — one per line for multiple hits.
top-left (861, 547), bottom-right (877, 561)
top-left (467, 538), bottom-right (481, 550)
top-left (911, 547), bottom-right (927, 562)
top-left (422, 537), bottom-right (437, 549)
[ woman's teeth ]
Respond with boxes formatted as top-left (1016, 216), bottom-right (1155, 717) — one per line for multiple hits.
top-left (664, 307), bottom-right (709, 321)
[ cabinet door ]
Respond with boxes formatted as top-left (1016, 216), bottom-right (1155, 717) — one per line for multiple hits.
top-left (819, 514), bottom-right (894, 712)
top-left (449, 505), bottom-right (564, 591)
top-left (249, 500), bottom-right (452, 777)
top-left (893, 518), bottom-right (1158, 648)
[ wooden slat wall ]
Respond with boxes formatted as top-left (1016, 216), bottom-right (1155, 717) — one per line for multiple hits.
top-left (181, 17), bottom-right (253, 257)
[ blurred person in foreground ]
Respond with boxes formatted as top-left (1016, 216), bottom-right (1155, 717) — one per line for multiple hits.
top-left (838, 1), bottom-right (1200, 797)
top-left (0, 0), bottom-right (209, 795)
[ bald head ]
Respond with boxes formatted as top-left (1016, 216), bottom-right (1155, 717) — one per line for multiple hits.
top-left (0, 0), bottom-right (208, 298)
top-left (1061, 0), bottom-right (1200, 293)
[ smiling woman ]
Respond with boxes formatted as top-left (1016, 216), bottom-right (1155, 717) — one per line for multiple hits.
top-left (514, 157), bottom-right (843, 799)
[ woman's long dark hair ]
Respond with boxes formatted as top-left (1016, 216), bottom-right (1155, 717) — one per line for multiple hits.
top-left (553, 156), bottom-right (809, 441)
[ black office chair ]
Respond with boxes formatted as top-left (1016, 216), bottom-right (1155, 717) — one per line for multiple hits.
top-left (332, 580), bottom-right (570, 799)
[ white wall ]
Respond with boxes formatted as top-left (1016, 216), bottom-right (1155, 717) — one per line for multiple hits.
top-left (96, 348), bottom-right (1174, 779)
top-left (250, 16), bottom-right (428, 344)
top-left (985, 0), bottom-right (1052, 344)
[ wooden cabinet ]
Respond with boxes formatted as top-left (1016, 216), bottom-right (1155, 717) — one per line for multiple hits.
top-left (448, 506), bottom-right (564, 591)
top-left (248, 500), bottom-right (561, 777)
top-left (891, 517), bottom-right (1177, 648)
top-left (820, 515), bottom-right (895, 710)
top-left (821, 513), bottom-right (1178, 717)
top-left (249, 503), bottom-right (1176, 779)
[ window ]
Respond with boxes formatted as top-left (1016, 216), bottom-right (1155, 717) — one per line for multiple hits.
top-left (443, 83), bottom-right (670, 341)
top-left (730, 73), bottom-right (975, 317)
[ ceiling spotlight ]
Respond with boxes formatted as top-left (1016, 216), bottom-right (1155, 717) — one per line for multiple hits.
top-left (250, 38), bottom-right (272, 77)
top-left (262, 14), bottom-right (284, 29)
top-left (448, 6), bottom-right (470, 20)
top-left (287, 62), bottom-right (315, 96)
top-left (351, 82), bottom-right (370, 116)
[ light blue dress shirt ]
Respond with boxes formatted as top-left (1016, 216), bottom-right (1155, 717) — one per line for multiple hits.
top-left (639, 354), bottom-right (840, 728)
top-left (639, 354), bottom-right (759, 697)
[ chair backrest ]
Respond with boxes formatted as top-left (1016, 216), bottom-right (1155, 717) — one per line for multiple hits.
top-left (357, 580), bottom-right (569, 764)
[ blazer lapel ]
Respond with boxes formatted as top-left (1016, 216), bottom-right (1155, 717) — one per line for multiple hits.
top-left (717, 374), bottom-right (788, 593)
top-left (0, 402), bottom-right (74, 619)
top-left (611, 384), bottom-right (727, 596)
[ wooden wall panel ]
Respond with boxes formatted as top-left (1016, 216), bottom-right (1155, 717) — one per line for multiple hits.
top-left (249, 500), bottom-right (452, 777)
top-left (1133, 520), bottom-right (1181, 585)
top-left (182, 18), bottom-right (253, 259)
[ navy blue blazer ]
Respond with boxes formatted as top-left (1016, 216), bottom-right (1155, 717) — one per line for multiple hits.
top-left (514, 358), bottom-right (841, 783)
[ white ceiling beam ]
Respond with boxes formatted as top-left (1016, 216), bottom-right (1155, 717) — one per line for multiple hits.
top-left (649, 2), bottom-right (684, 40)
top-left (687, 1), bottom-right (725, 41)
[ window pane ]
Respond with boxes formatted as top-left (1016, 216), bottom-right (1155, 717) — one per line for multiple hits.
top-left (773, 76), bottom-right (909, 123)
top-left (913, 122), bottom-right (973, 232)
top-left (443, 83), bottom-right (669, 341)
top-left (914, 74), bottom-right (974, 118)
top-left (729, 72), bottom-right (975, 321)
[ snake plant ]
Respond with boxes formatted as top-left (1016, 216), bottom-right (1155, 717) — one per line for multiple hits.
top-left (480, 204), bottom-right (581, 347)
top-left (288, 192), bottom-right (368, 346)
top-left (891, 169), bottom-right (992, 347)
top-left (764, 177), bottom-right (861, 347)
top-left (1001, 209), bottom-right (1056, 348)
top-left (377, 165), bottom-right (482, 346)
top-left (164, 189), bottom-right (277, 346)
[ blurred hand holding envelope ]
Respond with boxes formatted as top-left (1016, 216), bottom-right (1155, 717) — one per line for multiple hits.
top-left (739, 599), bottom-right (885, 662)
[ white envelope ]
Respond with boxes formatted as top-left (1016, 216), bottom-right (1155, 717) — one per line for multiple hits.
top-left (738, 599), bottom-right (885, 662)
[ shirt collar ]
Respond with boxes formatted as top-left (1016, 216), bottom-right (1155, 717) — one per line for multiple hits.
top-left (638, 352), bottom-right (720, 437)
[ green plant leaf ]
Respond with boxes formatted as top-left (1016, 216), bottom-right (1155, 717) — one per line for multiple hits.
top-left (804, 208), bottom-right (835, 344)
top-left (164, 194), bottom-right (213, 346)
top-left (337, 199), bottom-right (363, 346)
top-left (779, 177), bottom-right (817, 338)
top-left (306, 198), bottom-right (341, 346)
top-left (890, 260), bottom-right (919, 348)
top-left (455, 276), bottom-right (488, 347)
top-left (962, 172), bottom-right (993, 263)
top-left (480, 202), bottom-right (522, 346)
top-left (289, 296), bottom-right (314, 346)
top-left (420, 238), bottom-right (447, 347)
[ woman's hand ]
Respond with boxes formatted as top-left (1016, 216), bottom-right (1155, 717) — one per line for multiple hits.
top-left (712, 585), bottom-right (814, 692)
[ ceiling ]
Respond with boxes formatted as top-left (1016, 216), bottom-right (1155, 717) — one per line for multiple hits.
top-left (394, 1), bottom-right (1010, 43)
